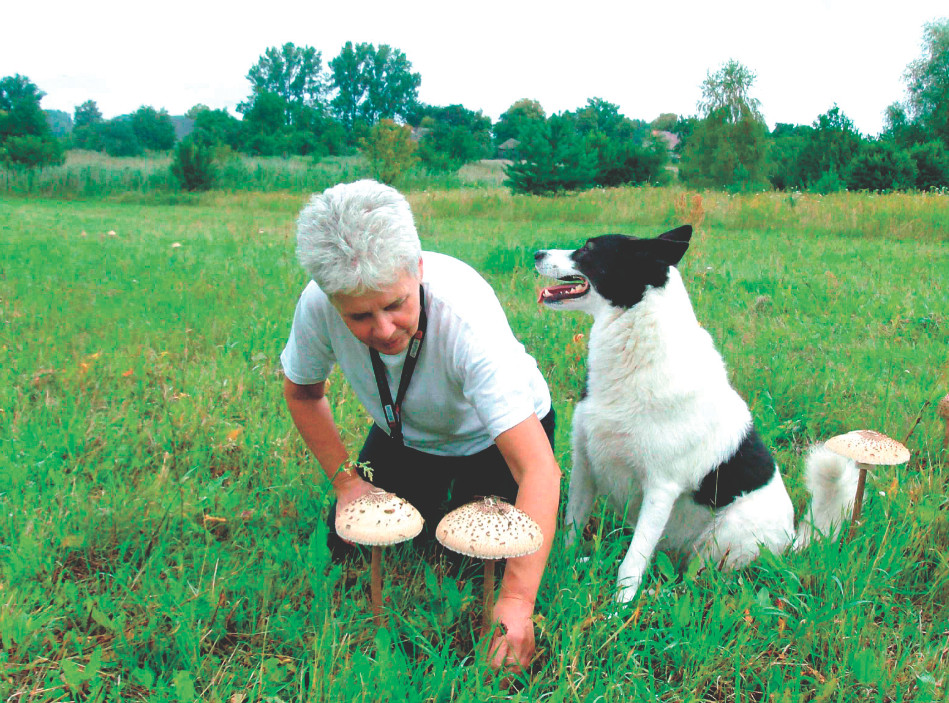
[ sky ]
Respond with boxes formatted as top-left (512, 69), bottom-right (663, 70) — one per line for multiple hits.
top-left (4, 0), bottom-right (946, 137)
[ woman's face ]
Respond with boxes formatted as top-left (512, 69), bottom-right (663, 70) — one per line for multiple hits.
top-left (330, 263), bottom-right (423, 355)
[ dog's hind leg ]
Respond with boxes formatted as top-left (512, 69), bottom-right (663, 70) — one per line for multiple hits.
top-left (564, 412), bottom-right (595, 547)
top-left (615, 484), bottom-right (680, 603)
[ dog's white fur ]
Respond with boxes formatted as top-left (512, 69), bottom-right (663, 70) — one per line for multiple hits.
top-left (536, 241), bottom-right (858, 603)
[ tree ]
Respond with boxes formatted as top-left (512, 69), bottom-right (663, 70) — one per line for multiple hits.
top-left (45, 110), bottom-right (73, 137)
top-left (903, 19), bottom-right (949, 147)
top-left (191, 108), bottom-right (243, 150)
top-left (798, 105), bottom-right (863, 188)
top-left (74, 100), bottom-right (102, 130)
top-left (494, 98), bottom-right (546, 147)
top-left (908, 140), bottom-right (949, 189)
top-left (98, 119), bottom-right (143, 157)
top-left (242, 43), bottom-right (327, 124)
top-left (360, 119), bottom-right (418, 184)
top-left (697, 59), bottom-right (763, 124)
top-left (0, 74), bottom-right (63, 167)
top-left (504, 114), bottom-right (597, 195)
top-left (185, 104), bottom-right (210, 120)
top-left (417, 104), bottom-right (492, 172)
top-left (679, 61), bottom-right (769, 190)
top-left (329, 42), bottom-right (421, 131)
top-left (845, 141), bottom-right (917, 191)
top-left (768, 123), bottom-right (813, 190)
top-left (130, 106), bottom-right (176, 151)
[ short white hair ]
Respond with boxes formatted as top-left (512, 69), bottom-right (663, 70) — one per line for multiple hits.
top-left (296, 180), bottom-right (421, 295)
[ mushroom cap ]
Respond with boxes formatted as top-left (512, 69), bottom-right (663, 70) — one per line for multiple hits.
top-left (435, 497), bottom-right (543, 560)
top-left (335, 489), bottom-right (423, 546)
top-left (824, 430), bottom-right (910, 466)
top-left (937, 394), bottom-right (949, 420)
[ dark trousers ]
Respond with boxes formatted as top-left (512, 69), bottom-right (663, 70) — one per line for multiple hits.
top-left (327, 409), bottom-right (555, 558)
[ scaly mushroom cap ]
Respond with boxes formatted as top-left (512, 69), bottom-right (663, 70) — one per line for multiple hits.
top-left (335, 489), bottom-right (423, 546)
top-left (824, 430), bottom-right (910, 466)
top-left (435, 497), bottom-right (543, 559)
top-left (937, 394), bottom-right (949, 420)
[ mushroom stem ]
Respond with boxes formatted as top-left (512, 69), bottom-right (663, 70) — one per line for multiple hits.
top-left (848, 462), bottom-right (870, 540)
top-left (481, 559), bottom-right (496, 635)
top-left (371, 545), bottom-right (383, 626)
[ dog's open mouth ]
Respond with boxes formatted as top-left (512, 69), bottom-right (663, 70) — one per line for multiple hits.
top-left (538, 275), bottom-right (590, 304)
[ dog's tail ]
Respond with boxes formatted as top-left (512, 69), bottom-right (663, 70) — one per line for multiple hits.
top-left (793, 444), bottom-right (861, 549)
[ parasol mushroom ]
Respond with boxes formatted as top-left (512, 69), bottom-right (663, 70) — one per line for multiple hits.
top-left (435, 497), bottom-right (543, 635)
top-left (335, 489), bottom-right (423, 626)
top-left (937, 394), bottom-right (949, 450)
top-left (823, 430), bottom-right (910, 540)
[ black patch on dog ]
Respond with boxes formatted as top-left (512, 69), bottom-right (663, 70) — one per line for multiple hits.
top-left (571, 226), bottom-right (692, 309)
top-left (693, 428), bottom-right (776, 508)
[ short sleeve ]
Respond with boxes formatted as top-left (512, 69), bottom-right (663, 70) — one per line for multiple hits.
top-left (280, 283), bottom-right (336, 385)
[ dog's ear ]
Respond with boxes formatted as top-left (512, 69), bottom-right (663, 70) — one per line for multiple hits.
top-left (653, 225), bottom-right (692, 266)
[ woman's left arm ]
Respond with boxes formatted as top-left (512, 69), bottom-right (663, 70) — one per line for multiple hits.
top-left (490, 414), bottom-right (562, 671)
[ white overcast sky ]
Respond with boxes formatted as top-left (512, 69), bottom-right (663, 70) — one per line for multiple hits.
top-left (4, 0), bottom-right (945, 137)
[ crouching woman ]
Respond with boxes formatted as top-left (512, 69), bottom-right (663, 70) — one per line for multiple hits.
top-left (280, 179), bottom-right (561, 671)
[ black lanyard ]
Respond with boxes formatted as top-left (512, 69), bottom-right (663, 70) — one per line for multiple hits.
top-left (368, 285), bottom-right (427, 445)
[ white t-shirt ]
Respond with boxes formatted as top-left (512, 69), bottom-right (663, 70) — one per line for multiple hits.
top-left (280, 251), bottom-right (552, 456)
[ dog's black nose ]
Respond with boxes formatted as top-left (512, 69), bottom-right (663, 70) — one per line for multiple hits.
top-left (533, 250), bottom-right (545, 262)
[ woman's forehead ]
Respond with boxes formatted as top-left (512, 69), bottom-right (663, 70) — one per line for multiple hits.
top-left (331, 271), bottom-right (419, 313)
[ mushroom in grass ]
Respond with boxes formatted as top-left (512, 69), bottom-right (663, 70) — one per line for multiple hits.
top-left (335, 489), bottom-right (423, 626)
top-left (938, 394), bottom-right (949, 449)
top-left (435, 497), bottom-right (543, 635)
top-left (823, 430), bottom-right (910, 539)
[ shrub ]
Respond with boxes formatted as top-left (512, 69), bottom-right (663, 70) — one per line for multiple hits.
top-left (171, 138), bottom-right (216, 191)
top-left (845, 142), bottom-right (917, 191)
top-left (908, 141), bottom-right (949, 190)
top-left (360, 119), bottom-right (417, 185)
top-left (808, 168), bottom-right (847, 194)
top-left (1, 134), bottom-right (64, 168)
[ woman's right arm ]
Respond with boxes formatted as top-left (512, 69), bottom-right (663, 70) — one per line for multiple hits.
top-left (282, 376), bottom-right (373, 505)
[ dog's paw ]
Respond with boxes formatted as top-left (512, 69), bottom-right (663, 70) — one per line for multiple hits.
top-left (614, 579), bottom-right (641, 605)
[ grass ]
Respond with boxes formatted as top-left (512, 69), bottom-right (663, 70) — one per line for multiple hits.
top-left (0, 152), bottom-right (507, 199)
top-left (0, 186), bottom-right (947, 701)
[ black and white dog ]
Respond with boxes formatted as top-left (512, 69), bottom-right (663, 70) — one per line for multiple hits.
top-left (535, 226), bottom-right (857, 603)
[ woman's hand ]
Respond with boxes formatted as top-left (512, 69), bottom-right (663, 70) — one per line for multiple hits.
top-left (486, 594), bottom-right (536, 673)
top-left (333, 468), bottom-right (375, 510)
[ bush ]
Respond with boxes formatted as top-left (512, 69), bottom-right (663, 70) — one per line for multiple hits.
top-left (360, 120), bottom-right (417, 185)
top-left (808, 168), bottom-right (847, 194)
top-left (171, 138), bottom-right (216, 191)
top-left (845, 142), bottom-right (917, 191)
top-left (1, 134), bottom-right (64, 167)
top-left (908, 141), bottom-right (949, 190)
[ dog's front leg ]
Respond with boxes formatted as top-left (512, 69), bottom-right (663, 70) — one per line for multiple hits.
top-left (615, 484), bottom-right (679, 603)
top-left (564, 413), bottom-right (595, 548)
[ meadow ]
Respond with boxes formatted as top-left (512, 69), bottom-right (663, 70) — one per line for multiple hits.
top-left (1, 179), bottom-right (948, 702)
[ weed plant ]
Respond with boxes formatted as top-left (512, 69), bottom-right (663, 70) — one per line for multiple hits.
top-left (0, 187), bottom-right (947, 701)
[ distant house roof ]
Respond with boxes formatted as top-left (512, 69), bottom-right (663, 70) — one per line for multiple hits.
top-left (498, 138), bottom-right (520, 150)
top-left (652, 130), bottom-right (679, 149)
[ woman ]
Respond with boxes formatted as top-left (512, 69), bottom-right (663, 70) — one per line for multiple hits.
top-left (280, 179), bottom-right (561, 672)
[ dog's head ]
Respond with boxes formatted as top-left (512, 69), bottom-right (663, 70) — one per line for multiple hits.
top-left (534, 225), bottom-right (692, 313)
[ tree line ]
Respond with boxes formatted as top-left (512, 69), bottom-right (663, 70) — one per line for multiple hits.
top-left (1, 20), bottom-right (947, 194)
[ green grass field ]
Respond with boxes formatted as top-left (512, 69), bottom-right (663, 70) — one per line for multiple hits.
top-left (1, 185), bottom-right (948, 702)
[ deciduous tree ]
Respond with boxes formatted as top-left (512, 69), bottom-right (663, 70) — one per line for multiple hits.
top-left (329, 42), bottom-right (421, 131)
top-left (130, 106), bottom-right (176, 151)
top-left (0, 74), bottom-right (63, 167)
top-left (242, 43), bottom-right (327, 122)
top-left (903, 19), bottom-right (949, 147)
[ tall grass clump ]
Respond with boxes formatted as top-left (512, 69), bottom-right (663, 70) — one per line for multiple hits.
top-left (1, 189), bottom-right (947, 701)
